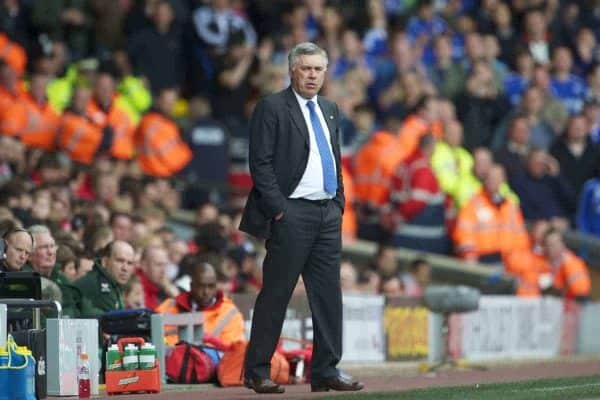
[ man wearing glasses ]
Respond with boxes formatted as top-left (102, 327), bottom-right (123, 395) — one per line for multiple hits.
top-left (26, 225), bottom-right (82, 317)
top-left (28, 225), bottom-right (57, 277)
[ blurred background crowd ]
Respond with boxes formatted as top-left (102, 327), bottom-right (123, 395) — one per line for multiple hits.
top-left (0, 0), bottom-right (598, 319)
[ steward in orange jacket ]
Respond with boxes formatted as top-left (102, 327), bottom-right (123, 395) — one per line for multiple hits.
top-left (0, 33), bottom-right (26, 77)
top-left (352, 114), bottom-right (404, 242)
top-left (87, 72), bottom-right (135, 160)
top-left (394, 96), bottom-right (443, 164)
top-left (0, 61), bottom-right (25, 114)
top-left (353, 130), bottom-right (396, 208)
top-left (1, 73), bottom-right (59, 150)
top-left (136, 88), bottom-right (192, 177)
top-left (541, 229), bottom-right (591, 301)
top-left (156, 263), bottom-right (245, 347)
top-left (503, 220), bottom-right (550, 297)
top-left (57, 86), bottom-right (107, 165)
top-left (453, 165), bottom-right (529, 264)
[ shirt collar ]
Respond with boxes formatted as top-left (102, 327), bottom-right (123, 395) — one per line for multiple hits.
top-left (292, 88), bottom-right (318, 108)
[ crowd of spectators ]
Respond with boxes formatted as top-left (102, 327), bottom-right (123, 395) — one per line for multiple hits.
top-left (0, 0), bottom-right (597, 335)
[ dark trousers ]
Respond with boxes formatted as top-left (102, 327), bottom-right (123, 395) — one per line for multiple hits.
top-left (244, 198), bottom-right (342, 381)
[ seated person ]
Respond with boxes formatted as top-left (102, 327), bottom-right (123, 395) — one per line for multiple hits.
top-left (1, 228), bottom-right (33, 272)
top-left (157, 259), bottom-right (245, 347)
top-left (74, 240), bottom-right (136, 317)
top-left (453, 165), bottom-right (529, 264)
top-left (540, 229), bottom-right (591, 302)
top-left (136, 245), bottom-right (180, 310)
top-left (509, 149), bottom-right (574, 227)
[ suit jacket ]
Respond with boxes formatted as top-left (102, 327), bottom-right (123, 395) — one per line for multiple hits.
top-left (239, 87), bottom-right (345, 239)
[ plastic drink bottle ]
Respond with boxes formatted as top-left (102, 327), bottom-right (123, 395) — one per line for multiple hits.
top-left (77, 352), bottom-right (91, 399)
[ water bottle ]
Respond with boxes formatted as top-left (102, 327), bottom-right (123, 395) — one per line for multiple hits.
top-left (0, 347), bottom-right (10, 400)
top-left (138, 343), bottom-right (156, 370)
top-left (122, 344), bottom-right (139, 371)
top-left (77, 352), bottom-right (90, 399)
top-left (105, 344), bottom-right (122, 372)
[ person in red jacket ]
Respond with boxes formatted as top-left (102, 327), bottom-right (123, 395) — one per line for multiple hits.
top-left (136, 245), bottom-right (180, 310)
top-left (383, 133), bottom-right (451, 254)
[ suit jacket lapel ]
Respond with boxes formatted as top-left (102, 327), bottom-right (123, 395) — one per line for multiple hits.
top-left (285, 87), bottom-right (309, 145)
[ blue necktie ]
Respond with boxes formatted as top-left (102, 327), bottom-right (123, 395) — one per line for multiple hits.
top-left (307, 100), bottom-right (337, 196)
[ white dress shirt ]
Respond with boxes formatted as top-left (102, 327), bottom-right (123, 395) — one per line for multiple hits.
top-left (289, 89), bottom-right (337, 200)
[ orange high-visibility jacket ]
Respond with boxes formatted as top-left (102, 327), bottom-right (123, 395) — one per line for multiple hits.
top-left (0, 83), bottom-right (26, 115)
top-left (57, 110), bottom-right (103, 165)
top-left (394, 115), bottom-right (443, 164)
top-left (156, 291), bottom-right (245, 347)
top-left (353, 130), bottom-right (397, 207)
top-left (453, 189), bottom-right (529, 260)
top-left (552, 251), bottom-right (591, 299)
top-left (87, 98), bottom-right (135, 160)
top-left (1, 95), bottom-right (60, 150)
top-left (503, 246), bottom-right (548, 297)
top-left (135, 111), bottom-right (192, 177)
top-left (341, 164), bottom-right (357, 238)
top-left (0, 34), bottom-right (26, 76)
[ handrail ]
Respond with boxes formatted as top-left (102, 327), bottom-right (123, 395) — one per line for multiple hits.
top-left (0, 298), bottom-right (63, 318)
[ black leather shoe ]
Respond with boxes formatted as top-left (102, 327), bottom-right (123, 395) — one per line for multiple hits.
top-left (244, 377), bottom-right (285, 394)
top-left (311, 373), bottom-right (364, 392)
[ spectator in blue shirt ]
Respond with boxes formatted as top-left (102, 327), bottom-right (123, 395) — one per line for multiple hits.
top-left (577, 177), bottom-right (600, 237)
top-left (406, 0), bottom-right (447, 57)
top-left (503, 51), bottom-right (534, 106)
top-left (550, 46), bottom-right (587, 114)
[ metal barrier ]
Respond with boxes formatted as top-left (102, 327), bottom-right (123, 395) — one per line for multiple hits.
top-left (343, 240), bottom-right (516, 294)
top-left (0, 298), bottom-right (63, 328)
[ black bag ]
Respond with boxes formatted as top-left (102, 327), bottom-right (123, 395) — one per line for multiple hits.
top-left (100, 308), bottom-right (154, 335)
top-left (12, 329), bottom-right (47, 400)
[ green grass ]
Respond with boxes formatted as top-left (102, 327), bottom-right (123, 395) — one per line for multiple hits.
top-left (318, 375), bottom-right (600, 400)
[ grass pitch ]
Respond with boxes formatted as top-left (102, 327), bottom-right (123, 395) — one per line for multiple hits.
top-left (319, 375), bottom-right (600, 400)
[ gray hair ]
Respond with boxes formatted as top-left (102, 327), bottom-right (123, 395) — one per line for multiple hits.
top-left (28, 225), bottom-right (51, 236)
top-left (288, 42), bottom-right (328, 72)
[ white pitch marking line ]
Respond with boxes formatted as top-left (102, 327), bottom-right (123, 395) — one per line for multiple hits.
top-left (508, 382), bottom-right (600, 393)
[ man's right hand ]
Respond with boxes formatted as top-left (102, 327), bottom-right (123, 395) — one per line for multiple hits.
top-left (275, 212), bottom-right (284, 221)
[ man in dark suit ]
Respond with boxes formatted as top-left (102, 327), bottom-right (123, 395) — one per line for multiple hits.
top-left (239, 42), bottom-right (363, 394)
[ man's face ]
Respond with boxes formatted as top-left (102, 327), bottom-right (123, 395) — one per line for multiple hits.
top-left (95, 74), bottom-right (115, 106)
top-left (510, 118), bottom-right (530, 144)
top-left (290, 54), bottom-right (327, 99)
top-left (483, 166), bottom-right (504, 195)
top-left (473, 149), bottom-right (493, 180)
top-left (112, 216), bottom-right (132, 242)
top-left (145, 247), bottom-right (168, 285)
top-left (31, 232), bottom-right (57, 277)
top-left (191, 270), bottom-right (217, 307)
top-left (543, 232), bottom-right (564, 261)
top-left (4, 231), bottom-right (33, 271)
top-left (376, 248), bottom-right (397, 278)
top-left (103, 243), bottom-right (135, 286)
